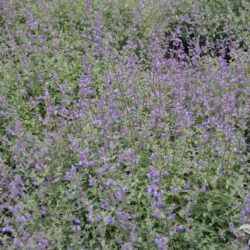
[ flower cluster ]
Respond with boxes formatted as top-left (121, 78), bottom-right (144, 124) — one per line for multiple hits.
top-left (0, 0), bottom-right (249, 249)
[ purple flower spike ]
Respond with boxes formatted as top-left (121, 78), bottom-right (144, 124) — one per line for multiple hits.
top-left (72, 225), bottom-right (81, 232)
top-left (173, 224), bottom-right (184, 232)
top-left (104, 216), bottom-right (113, 225)
top-left (16, 215), bottom-right (26, 223)
top-left (199, 186), bottom-right (206, 193)
top-left (155, 236), bottom-right (166, 250)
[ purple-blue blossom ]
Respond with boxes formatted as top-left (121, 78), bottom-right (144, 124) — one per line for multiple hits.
top-left (1, 1), bottom-right (249, 249)
top-left (104, 217), bottom-right (113, 225)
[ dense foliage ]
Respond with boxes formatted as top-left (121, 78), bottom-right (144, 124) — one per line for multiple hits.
top-left (0, 0), bottom-right (249, 249)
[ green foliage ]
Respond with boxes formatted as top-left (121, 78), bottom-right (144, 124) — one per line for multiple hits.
top-left (0, 0), bottom-right (249, 249)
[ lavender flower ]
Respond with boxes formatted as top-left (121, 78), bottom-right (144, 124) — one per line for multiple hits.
top-left (88, 178), bottom-right (97, 186)
top-left (155, 236), bottom-right (166, 250)
top-left (104, 217), bottom-right (113, 225)
top-left (173, 224), bottom-right (184, 232)
top-left (16, 215), bottom-right (26, 223)
top-left (72, 225), bottom-right (81, 233)
top-left (199, 186), bottom-right (206, 193)
top-left (1, 1), bottom-right (249, 249)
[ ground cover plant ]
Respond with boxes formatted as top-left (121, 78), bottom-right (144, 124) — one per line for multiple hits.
top-left (0, 0), bottom-right (250, 249)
